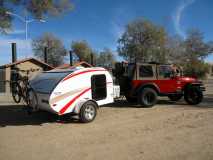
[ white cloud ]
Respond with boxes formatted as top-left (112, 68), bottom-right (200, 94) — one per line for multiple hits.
top-left (173, 0), bottom-right (196, 38)
top-left (7, 29), bottom-right (25, 35)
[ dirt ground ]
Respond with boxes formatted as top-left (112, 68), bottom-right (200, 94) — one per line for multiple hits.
top-left (0, 96), bottom-right (213, 160)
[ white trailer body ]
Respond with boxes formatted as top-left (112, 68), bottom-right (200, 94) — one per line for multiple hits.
top-left (29, 67), bottom-right (119, 122)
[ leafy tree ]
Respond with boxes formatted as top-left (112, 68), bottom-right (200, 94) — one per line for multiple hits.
top-left (118, 18), bottom-right (167, 63)
top-left (71, 40), bottom-right (93, 63)
top-left (184, 60), bottom-right (210, 78)
top-left (96, 48), bottom-right (115, 68)
top-left (184, 29), bottom-right (212, 60)
top-left (168, 29), bottom-right (213, 78)
top-left (182, 29), bottom-right (213, 78)
top-left (166, 35), bottom-right (186, 64)
top-left (0, 0), bottom-right (73, 33)
top-left (32, 32), bottom-right (67, 67)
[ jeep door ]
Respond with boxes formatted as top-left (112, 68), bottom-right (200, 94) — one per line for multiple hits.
top-left (157, 65), bottom-right (177, 93)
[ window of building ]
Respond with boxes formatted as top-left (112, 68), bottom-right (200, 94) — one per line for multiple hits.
top-left (139, 65), bottom-right (154, 78)
top-left (0, 69), bottom-right (6, 93)
top-left (91, 74), bottom-right (107, 100)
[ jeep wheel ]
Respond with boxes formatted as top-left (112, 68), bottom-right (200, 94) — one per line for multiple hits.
top-left (168, 94), bottom-right (183, 101)
top-left (184, 87), bottom-right (203, 105)
top-left (79, 101), bottom-right (97, 123)
top-left (139, 88), bottom-right (158, 107)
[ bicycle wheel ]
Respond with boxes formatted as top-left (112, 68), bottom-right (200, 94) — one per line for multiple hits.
top-left (12, 83), bottom-right (22, 103)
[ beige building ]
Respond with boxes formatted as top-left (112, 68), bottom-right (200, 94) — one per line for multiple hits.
top-left (0, 58), bottom-right (53, 102)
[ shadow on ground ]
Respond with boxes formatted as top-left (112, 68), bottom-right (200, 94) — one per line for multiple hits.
top-left (104, 95), bottom-right (213, 109)
top-left (0, 106), bottom-right (79, 127)
top-left (0, 95), bottom-right (212, 127)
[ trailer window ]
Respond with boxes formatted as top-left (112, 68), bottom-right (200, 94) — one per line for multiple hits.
top-left (30, 72), bottom-right (70, 94)
top-left (139, 65), bottom-right (154, 77)
top-left (91, 74), bottom-right (107, 100)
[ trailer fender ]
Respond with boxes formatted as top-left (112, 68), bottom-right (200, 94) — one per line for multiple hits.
top-left (73, 99), bottom-right (98, 114)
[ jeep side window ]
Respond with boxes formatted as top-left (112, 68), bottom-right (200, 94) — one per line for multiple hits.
top-left (139, 65), bottom-right (154, 77)
top-left (159, 65), bottom-right (173, 78)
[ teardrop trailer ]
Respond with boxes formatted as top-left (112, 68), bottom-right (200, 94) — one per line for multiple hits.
top-left (28, 67), bottom-right (119, 123)
top-left (27, 62), bottom-right (205, 123)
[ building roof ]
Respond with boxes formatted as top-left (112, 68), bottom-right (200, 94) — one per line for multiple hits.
top-left (55, 61), bottom-right (93, 69)
top-left (0, 57), bottom-right (54, 70)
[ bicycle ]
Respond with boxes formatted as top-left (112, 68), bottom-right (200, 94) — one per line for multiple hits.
top-left (11, 75), bottom-right (30, 105)
top-left (11, 68), bottom-right (39, 105)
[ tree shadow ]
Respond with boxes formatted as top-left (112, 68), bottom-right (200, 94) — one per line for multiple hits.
top-left (0, 105), bottom-right (80, 127)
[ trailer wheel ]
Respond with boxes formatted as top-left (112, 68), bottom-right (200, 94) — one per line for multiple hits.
top-left (168, 94), bottom-right (183, 101)
top-left (79, 101), bottom-right (97, 123)
top-left (27, 89), bottom-right (38, 112)
top-left (184, 87), bottom-right (203, 105)
top-left (138, 88), bottom-right (158, 107)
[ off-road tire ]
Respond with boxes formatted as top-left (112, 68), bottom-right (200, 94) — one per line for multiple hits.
top-left (138, 88), bottom-right (158, 107)
top-left (79, 101), bottom-right (97, 123)
top-left (184, 87), bottom-right (203, 105)
top-left (168, 94), bottom-right (183, 101)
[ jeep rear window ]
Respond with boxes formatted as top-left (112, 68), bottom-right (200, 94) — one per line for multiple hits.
top-left (139, 65), bottom-right (154, 77)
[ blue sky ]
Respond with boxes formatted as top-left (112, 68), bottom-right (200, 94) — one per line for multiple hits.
top-left (0, 0), bottom-right (213, 65)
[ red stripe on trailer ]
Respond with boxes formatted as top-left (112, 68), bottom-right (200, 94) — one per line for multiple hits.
top-left (59, 88), bottom-right (91, 115)
top-left (63, 69), bottom-right (106, 82)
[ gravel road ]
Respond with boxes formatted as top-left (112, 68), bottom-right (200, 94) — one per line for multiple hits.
top-left (0, 96), bottom-right (213, 160)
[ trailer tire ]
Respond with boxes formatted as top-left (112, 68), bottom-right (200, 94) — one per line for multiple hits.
top-left (79, 101), bottom-right (97, 123)
top-left (138, 88), bottom-right (158, 107)
top-left (27, 88), bottom-right (38, 112)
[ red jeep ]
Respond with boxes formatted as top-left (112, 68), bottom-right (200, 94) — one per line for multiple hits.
top-left (113, 62), bottom-right (205, 107)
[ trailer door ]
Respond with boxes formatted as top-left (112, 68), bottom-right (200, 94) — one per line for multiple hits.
top-left (91, 74), bottom-right (107, 100)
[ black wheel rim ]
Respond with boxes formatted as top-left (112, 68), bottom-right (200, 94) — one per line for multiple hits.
top-left (144, 92), bottom-right (155, 105)
top-left (188, 90), bottom-right (199, 103)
